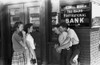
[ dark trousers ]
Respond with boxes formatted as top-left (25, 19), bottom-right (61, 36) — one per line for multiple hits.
top-left (70, 44), bottom-right (80, 64)
top-left (60, 49), bottom-right (72, 65)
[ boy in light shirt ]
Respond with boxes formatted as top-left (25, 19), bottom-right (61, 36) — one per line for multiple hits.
top-left (57, 30), bottom-right (72, 52)
top-left (52, 24), bottom-right (72, 65)
top-left (52, 26), bottom-right (72, 52)
top-left (59, 22), bottom-right (80, 65)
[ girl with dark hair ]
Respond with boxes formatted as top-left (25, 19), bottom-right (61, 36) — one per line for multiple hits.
top-left (12, 22), bottom-right (27, 65)
top-left (24, 23), bottom-right (37, 65)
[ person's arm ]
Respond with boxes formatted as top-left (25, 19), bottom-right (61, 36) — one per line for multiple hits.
top-left (26, 41), bottom-right (33, 52)
top-left (61, 36), bottom-right (71, 45)
top-left (26, 40), bottom-right (36, 59)
top-left (59, 32), bottom-right (72, 49)
top-left (22, 31), bottom-right (28, 49)
top-left (56, 35), bottom-right (71, 53)
top-left (70, 29), bottom-right (79, 45)
top-left (19, 41), bottom-right (26, 48)
top-left (15, 34), bottom-right (26, 48)
top-left (56, 40), bottom-right (71, 53)
top-left (26, 34), bottom-right (36, 55)
top-left (26, 40), bottom-right (34, 58)
top-left (57, 39), bottom-right (71, 49)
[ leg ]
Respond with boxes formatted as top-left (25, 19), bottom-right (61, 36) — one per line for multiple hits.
top-left (60, 49), bottom-right (66, 65)
top-left (70, 49), bottom-right (80, 65)
top-left (66, 49), bottom-right (72, 65)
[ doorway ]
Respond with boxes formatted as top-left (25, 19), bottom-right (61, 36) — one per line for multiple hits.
top-left (7, 1), bottom-right (42, 65)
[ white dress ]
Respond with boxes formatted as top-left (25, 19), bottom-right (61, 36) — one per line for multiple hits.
top-left (26, 34), bottom-right (37, 65)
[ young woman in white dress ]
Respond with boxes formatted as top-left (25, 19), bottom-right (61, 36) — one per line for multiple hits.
top-left (24, 23), bottom-right (37, 65)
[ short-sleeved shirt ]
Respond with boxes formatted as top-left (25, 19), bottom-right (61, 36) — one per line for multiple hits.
top-left (58, 32), bottom-right (72, 47)
top-left (12, 31), bottom-right (25, 52)
top-left (26, 34), bottom-right (35, 50)
top-left (67, 28), bottom-right (79, 45)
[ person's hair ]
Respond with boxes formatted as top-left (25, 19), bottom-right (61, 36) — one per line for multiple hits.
top-left (13, 22), bottom-right (23, 31)
top-left (59, 22), bottom-right (68, 29)
top-left (53, 24), bottom-right (60, 28)
top-left (24, 23), bottom-right (33, 33)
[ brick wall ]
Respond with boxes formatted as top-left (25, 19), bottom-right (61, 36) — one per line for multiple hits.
top-left (90, 28), bottom-right (100, 65)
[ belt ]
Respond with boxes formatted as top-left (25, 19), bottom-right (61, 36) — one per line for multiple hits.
top-left (63, 48), bottom-right (70, 50)
top-left (72, 44), bottom-right (79, 47)
top-left (66, 48), bottom-right (70, 50)
top-left (71, 44), bottom-right (79, 49)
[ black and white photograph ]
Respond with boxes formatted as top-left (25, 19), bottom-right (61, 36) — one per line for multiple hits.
top-left (0, 0), bottom-right (100, 65)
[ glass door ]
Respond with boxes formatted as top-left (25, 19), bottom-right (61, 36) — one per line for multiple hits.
top-left (8, 4), bottom-right (25, 28)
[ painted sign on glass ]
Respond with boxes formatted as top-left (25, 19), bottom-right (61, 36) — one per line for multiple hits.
top-left (61, 3), bottom-right (91, 27)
